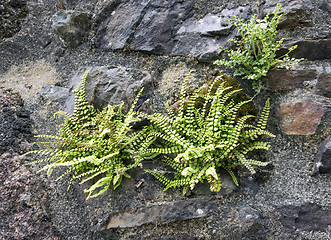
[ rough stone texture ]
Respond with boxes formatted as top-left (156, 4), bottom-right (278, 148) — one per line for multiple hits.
top-left (130, 0), bottom-right (194, 54)
top-left (0, 0), bottom-right (28, 41)
top-left (52, 10), bottom-right (92, 48)
top-left (0, 0), bottom-right (330, 239)
top-left (279, 100), bottom-right (324, 135)
top-left (66, 66), bottom-right (154, 113)
top-left (289, 39), bottom-right (331, 61)
top-left (0, 89), bottom-right (32, 155)
top-left (267, 69), bottom-right (317, 91)
top-left (98, 198), bottom-right (217, 230)
top-left (92, 0), bottom-right (250, 60)
top-left (177, 6), bottom-right (248, 37)
top-left (276, 203), bottom-right (331, 231)
top-left (313, 135), bottom-right (331, 174)
top-left (93, 0), bottom-right (148, 50)
top-left (172, 5), bottom-right (249, 61)
top-left (262, 0), bottom-right (306, 28)
top-left (315, 73), bottom-right (331, 98)
top-left (319, 0), bottom-right (331, 13)
top-left (0, 90), bottom-right (57, 239)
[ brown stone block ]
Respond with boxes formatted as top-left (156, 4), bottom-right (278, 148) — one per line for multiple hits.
top-left (279, 100), bottom-right (324, 135)
top-left (268, 69), bottom-right (316, 91)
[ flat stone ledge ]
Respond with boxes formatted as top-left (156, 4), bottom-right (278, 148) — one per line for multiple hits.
top-left (98, 197), bottom-right (217, 230)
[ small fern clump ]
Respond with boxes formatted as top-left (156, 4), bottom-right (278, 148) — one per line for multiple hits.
top-left (25, 71), bottom-right (146, 199)
top-left (214, 4), bottom-right (301, 92)
top-left (144, 73), bottom-right (275, 194)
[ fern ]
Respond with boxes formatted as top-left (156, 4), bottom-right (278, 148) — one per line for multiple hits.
top-left (144, 74), bottom-right (275, 193)
top-left (214, 4), bottom-right (302, 92)
top-left (24, 71), bottom-right (147, 199)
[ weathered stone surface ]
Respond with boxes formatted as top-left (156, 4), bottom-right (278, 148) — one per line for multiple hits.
top-left (267, 69), bottom-right (317, 91)
top-left (288, 39), bottom-right (331, 60)
top-left (279, 100), bottom-right (324, 135)
top-left (130, 0), bottom-right (194, 54)
top-left (177, 6), bottom-right (248, 37)
top-left (172, 6), bottom-right (249, 60)
top-left (319, 0), bottom-right (331, 13)
top-left (38, 85), bottom-right (69, 104)
top-left (93, 0), bottom-right (148, 50)
top-left (150, 235), bottom-right (196, 240)
top-left (0, 89), bottom-right (57, 239)
top-left (313, 135), bottom-right (331, 174)
top-left (66, 66), bottom-right (153, 112)
top-left (52, 10), bottom-right (92, 48)
top-left (276, 203), bottom-right (331, 231)
top-left (262, 0), bottom-right (306, 28)
top-left (0, 89), bottom-right (32, 154)
top-left (315, 73), bottom-right (331, 98)
top-left (92, 1), bottom-right (249, 60)
top-left (98, 198), bottom-right (217, 230)
top-left (0, 0), bottom-right (27, 41)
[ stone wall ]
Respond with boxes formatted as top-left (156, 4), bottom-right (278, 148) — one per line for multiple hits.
top-left (0, 0), bottom-right (330, 239)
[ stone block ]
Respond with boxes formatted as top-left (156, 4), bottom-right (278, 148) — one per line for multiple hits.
top-left (172, 5), bottom-right (249, 60)
top-left (130, 0), bottom-right (193, 54)
top-left (93, 0), bottom-right (149, 50)
top-left (289, 39), bottom-right (331, 60)
top-left (262, 0), bottom-right (305, 28)
top-left (98, 198), bottom-right (217, 230)
top-left (276, 203), bottom-right (331, 231)
top-left (313, 135), bottom-right (331, 174)
top-left (52, 10), bottom-right (92, 48)
top-left (315, 73), bottom-right (331, 98)
top-left (66, 66), bottom-right (153, 113)
top-left (279, 100), bottom-right (324, 135)
top-left (267, 69), bottom-right (317, 91)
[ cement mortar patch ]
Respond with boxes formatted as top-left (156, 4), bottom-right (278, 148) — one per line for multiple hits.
top-left (0, 60), bottom-right (60, 100)
top-left (158, 62), bottom-right (198, 103)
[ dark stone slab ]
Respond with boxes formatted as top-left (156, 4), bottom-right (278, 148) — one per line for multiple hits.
top-left (313, 135), bottom-right (331, 174)
top-left (93, 0), bottom-right (149, 50)
top-left (98, 197), bottom-right (217, 230)
top-left (288, 39), bottom-right (331, 61)
top-left (38, 85), bottom-right (69, 104)
top-left (267, 69), bottom-right (317, 91)
top-left (130, 0), bottom-right (194, 54)
top-left (92, 1), bottom-right (250, 61)
top-left (315, 73), bottom-right (331, 98)
top-left (171, 5), bottom-right (249, 61)
top-left (276, 203), bottom-right (331, 231)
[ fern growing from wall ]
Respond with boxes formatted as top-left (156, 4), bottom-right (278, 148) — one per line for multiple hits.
top-left (25, 71), bottom-right (147, 199)
top-left (144, 73), bottom-right (275, 194)
top-left (214, 4), bottom-right (301, 92)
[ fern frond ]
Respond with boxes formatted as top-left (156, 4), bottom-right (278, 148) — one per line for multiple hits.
top-left (143, 73), bottom-right (274, 193)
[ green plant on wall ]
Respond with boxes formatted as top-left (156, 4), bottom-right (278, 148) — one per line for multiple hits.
top-left (214, 4), bottom-right (301, 92)
top-left (25, 71), bottom-right (148, 199)
top-left (25, 70), bottom-right (275, 199)
top-left (143, 73), bottom-right (275, 194)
